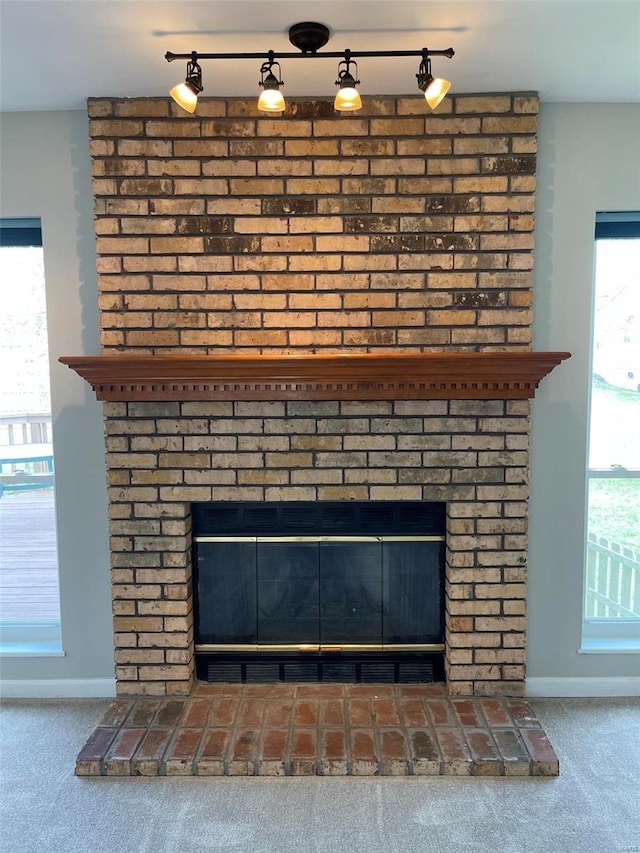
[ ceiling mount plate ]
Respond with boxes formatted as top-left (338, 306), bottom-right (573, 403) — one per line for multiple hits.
top-left (288, 22), bottom-right (331, 54)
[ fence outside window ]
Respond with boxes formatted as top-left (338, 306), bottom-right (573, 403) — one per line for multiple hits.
top-left (585, 533), bottom-right (640, 619)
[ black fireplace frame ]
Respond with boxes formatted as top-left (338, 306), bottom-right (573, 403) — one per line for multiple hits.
top-left (192, 501), bottom-right (446, 684)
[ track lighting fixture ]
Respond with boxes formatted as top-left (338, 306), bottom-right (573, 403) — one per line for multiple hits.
top-left (416, 51), bottom-right (451, 110)
top-left (169, 52), bottom-right (203, 114)
top-left (334, 51), bottom-right (361, 112)
top-left (165, 22), bottom-right (455, 115)
top-left (257, 52), bottom-right (285, 113)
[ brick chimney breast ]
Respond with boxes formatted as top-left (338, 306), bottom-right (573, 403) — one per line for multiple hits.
top-left (87, 93), bottom-right (540, 697)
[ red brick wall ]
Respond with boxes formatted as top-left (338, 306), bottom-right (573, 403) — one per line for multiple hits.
top-left (88, 94), bottom-right (538, 698)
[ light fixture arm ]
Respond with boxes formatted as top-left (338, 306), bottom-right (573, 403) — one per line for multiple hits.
top-left (259, 51), bottom-right (283, 86)
top-left (335, 49), bottom-right (360, 88)
top-left (260, 51), bottom-right (275, 77)
top-left (416, 50), bottom-right (433, 90)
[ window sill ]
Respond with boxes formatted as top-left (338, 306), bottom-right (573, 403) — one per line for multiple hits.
top-left (579, 639), bottom-right (640, 655)
top-left (0, 621), bottom-right (63, 657)
top-left (0, 644), bottom-right (65, 657)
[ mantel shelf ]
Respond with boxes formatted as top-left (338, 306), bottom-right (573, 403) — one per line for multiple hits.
top-left (58, 351), bottom-right (571, 402)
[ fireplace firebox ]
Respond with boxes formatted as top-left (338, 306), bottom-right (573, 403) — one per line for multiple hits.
top-left (193, 502), bottom-right (446, 683)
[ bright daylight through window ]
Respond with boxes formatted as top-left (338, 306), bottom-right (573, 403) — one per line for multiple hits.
top-left (0, 219), bottom-right (62, 654)
top-left (584, 213), bottom-right (640, 648)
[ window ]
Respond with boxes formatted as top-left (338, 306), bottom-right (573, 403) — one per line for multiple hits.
top-left (583, 212), bottom-right (640, 651)
top-left (0, 219), bottom-right (62, 654)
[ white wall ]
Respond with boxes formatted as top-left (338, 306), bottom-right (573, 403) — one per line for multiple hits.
top-left (1, 104), bottom-right (638, 695)
top-left (528, 102), bottom-right (640, 692)
top-left (0, 111), bottom-right (114, 693)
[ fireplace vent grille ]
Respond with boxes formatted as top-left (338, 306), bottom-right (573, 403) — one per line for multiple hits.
top-left (193, 500), bottom-right (445, 537)
top-left (203, 656), bottom-right (438, 684)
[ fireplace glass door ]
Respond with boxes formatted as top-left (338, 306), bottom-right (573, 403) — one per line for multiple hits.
top-left (257, 540), bottom-right (319, 645)
top-left (196, 540), bottom-right (257, 645)
top-left (195, 536), bottom-right (443, 650)
top-left (382, 539), bottom-right (442, 645)
top-left (319, 539), bottom-right (382, 646)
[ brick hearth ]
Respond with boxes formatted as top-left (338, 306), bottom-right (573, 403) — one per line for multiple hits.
top-left (76, 684), bottom-right (559, 777)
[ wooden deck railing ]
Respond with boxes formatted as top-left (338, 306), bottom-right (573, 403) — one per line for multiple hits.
top-left (0, 413), bottom-right (54, 495)
top-left (0, 413), bottom-right (51, 446)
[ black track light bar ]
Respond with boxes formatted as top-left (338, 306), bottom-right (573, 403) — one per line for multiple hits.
top-left (166, 48), bottom-right (455, 63)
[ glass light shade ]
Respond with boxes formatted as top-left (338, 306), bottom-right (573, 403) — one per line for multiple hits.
top-left (170, 82), bottom-right (198, 114)
top-left (334, 86), bottom-right (362, 112)
top-left (424, 77), bottom-right (451, 110)
top-left (257, 88), bottom-right (285, 113)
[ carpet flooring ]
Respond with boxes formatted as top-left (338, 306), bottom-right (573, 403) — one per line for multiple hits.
top-left (0, 696), bottom-right (638, 853)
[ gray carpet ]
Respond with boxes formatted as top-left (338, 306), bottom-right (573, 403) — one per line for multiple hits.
top-left (0, 697), bottom-right (638, 853)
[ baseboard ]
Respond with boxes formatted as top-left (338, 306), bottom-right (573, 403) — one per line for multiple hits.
top-left (0, 678), bottom-right (116, 699)
top-left (3, 676), bottom-right (638, 699)
top-left (526, 677), bottom-right (640, 697)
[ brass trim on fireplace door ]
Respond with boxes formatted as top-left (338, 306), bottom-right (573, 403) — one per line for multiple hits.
top-left (194, 535), bottom-right (446, 543)
top-left (194, 644), bottom-right (321, 652)
top-left (195, 643), bottom-right (445, 653)
top-left (319, 644), bottom-right (384, 652)
top-left (380, 536), bottom-right (445, 542)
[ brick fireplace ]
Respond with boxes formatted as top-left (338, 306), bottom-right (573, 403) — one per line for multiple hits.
top-left (70, 91), bottom-right (568, 700)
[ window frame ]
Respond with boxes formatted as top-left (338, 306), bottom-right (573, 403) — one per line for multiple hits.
top-left (581, 211), bottom-right (640, 653)
top-left (0, 218), bottom-right (64, 656)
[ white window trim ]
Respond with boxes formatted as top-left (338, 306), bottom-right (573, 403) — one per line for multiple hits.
top-left (0, 219), bottom-right (63, 655)
top-left (581, 211), bottom-right (640, 652)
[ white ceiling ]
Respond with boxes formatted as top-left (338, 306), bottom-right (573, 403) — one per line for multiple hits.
top-left (1, 0), bottom-right (639, 111)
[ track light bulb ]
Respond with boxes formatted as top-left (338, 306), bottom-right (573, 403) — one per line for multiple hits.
top-left (422, 76), bottom-right (451, 109)
top-left (170, 55), bottom-right (203, 114)
top-left (258, 87), bottom-right (286, 112)
top-left (170, 82), bottom-right (198, 114)
top-left (334, 84), bottom-right (362, 112)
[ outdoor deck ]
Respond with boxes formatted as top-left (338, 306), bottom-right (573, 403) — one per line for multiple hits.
top-left (0, 488), bottom-right (60, 621)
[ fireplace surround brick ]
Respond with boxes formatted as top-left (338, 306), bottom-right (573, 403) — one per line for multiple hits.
top-left (88, 92), bottom-right (539, 698)
top-left (103, 396), bottom-right (530, 697)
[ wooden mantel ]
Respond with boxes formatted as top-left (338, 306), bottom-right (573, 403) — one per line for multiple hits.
top-left (59, 351), bottom-right (570, 402)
